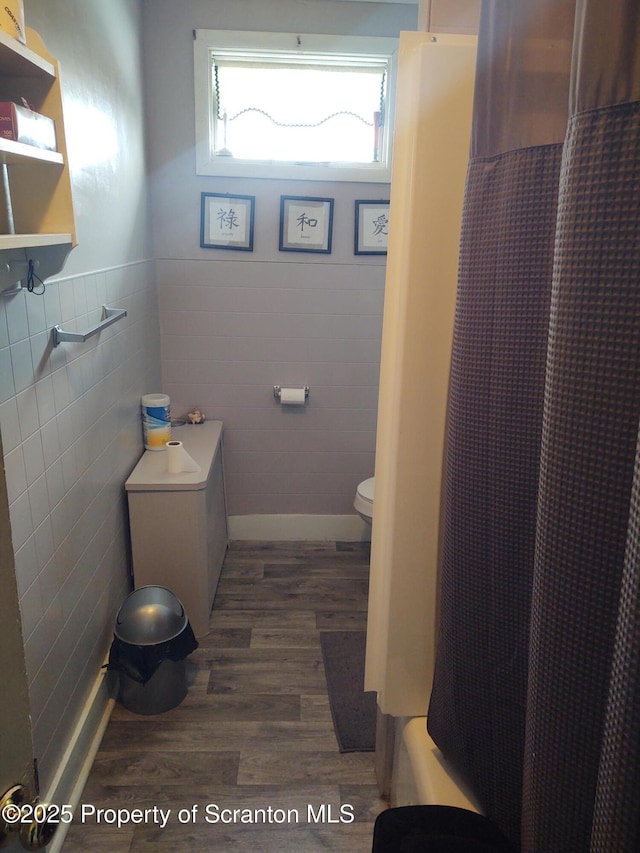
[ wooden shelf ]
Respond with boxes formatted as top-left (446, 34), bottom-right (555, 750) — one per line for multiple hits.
top-left (0, 136), bottom-right (62, 166)
top-left (0, 232), bottom-right (71, 249)
top-left (0, 28), bottom-right (55, 78)
top-left (0, 25), bottom-right (76, 291)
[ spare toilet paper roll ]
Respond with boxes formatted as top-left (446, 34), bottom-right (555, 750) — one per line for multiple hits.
top-left (166, 441), bottom-right (200, 474)
top-left (279, 387), bottom-right (306, 406)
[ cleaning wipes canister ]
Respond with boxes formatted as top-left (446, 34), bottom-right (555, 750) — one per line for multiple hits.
top-left (141, 393), bottom-right (171, 450)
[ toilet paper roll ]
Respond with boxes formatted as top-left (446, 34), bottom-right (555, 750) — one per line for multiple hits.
top-left (166, 441), bottom-right (200, 474)
top-left (279, 387), bottom-right (306, 406)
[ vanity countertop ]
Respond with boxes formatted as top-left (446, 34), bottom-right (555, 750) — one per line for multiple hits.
top-left (125, 420), bottom-right (223, 492)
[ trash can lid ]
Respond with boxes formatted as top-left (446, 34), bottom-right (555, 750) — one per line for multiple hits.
top-left (115, 586), bottom-right (188, 645)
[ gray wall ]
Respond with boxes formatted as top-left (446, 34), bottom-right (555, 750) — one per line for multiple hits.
top-left (143, 0), bottom-right (417, 516)
top-left (0, 0), bottom-right (160, 790)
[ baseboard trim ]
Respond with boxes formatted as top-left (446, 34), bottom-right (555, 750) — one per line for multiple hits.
top-left (45, 661), bottom-right (114, 853)
top-left (228, 513), bottom-right (371, 542)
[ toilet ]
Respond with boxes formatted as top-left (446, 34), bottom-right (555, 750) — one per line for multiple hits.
top-left (354, 477), bottom-right (375, 525)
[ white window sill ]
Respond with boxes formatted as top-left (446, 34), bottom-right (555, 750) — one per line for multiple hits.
top-left (195, 155), bottom-right (392, 184)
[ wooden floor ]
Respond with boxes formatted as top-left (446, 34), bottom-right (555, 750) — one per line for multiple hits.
top-left (62, 540), bottom-right (386, 852)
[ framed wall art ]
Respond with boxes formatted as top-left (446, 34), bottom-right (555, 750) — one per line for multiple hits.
top-left (279, 195), bottom-right (334, 254)
top-left (354, 199), bottom-right (390, 255)
top-left (200, 192), bottom-right (255, 250)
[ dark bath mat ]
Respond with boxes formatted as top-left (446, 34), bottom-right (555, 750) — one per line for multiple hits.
top-left (320, 630), bottom-right (376, 753)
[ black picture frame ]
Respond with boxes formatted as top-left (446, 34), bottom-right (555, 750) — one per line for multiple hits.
top-left (354, 199), bottom-right (390, 255)
top-left (200, 192), bottom-right (255, 251)
top-left (279, 196), bottom-right (334, 254)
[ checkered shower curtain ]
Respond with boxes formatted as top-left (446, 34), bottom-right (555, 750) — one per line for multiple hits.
top-left (427, 2), bottom-right (640, 850)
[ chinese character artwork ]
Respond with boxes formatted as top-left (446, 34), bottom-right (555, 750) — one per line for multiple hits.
top-left (201, 193), bottom-right (255, 251)
top-left (371, 213), bottom-right (389, 238)
top-left (355, 201), bottom-right (390, 254)
top-left (216, 206), bottom-right (240, 232)
top-left (296, 212), bottom-right (319, 233)
top-left (280, 196), bottom-right (334, 253)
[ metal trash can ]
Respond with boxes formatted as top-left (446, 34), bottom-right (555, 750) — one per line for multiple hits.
top-left (108, 586), bottom-right (198, 715)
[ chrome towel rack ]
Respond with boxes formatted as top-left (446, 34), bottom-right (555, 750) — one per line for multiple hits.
top-left (53, 305), bottom-right (127, 347)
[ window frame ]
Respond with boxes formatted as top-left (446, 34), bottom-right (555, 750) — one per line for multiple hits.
top-left (193, 29), bottom-right (398, 183)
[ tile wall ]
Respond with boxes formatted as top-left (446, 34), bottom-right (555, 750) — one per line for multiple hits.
top-left (159, 257), bottom-right (384, 516)
top-left (0, 259), bottom-right (160, 789)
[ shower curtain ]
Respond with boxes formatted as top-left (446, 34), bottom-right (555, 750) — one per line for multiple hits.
top-left (427, 1), bottom-right (640, 851)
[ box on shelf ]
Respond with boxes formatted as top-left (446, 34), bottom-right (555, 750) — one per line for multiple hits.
top-left (0, 102), bottom-right (56, 151)
top-left (0, 1), bottom-right (26, 44)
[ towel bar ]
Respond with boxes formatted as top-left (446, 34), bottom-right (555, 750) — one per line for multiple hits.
top-left (53, 305), bottom-right (127, 347)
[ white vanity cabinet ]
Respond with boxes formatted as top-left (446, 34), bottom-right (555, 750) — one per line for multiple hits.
top-left (125, 421), bottom-right (229, 638)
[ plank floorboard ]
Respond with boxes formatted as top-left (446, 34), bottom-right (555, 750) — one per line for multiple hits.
top-left (300, 694), bottom-right (334, 722)
top-left (264, 562), bottom-right (371, 578)
top-left (128, 822), bottom-right (377, 853)
top-left (209, 609), bottom-right (317, 629)
top-left (237, 749), bottom-right (378, 785)
top-left (207, 661), bottom-right (327, 695)
top-left (109, 693), bottom-right (301, 724)
top-left (98, 721), bottom-right (337, 752)
top-left (250, 628), bottom-right (321, 648)
top-left (194, 628), bottom-right (252, 649)
top-left (203, 646), bottom-right (324, 663)
top-left (86, 751), bottom-right (240, 786)
top-left (316, 611), bottom-right (369, 631)
top-left (212, 593), bottom-right (368, 611)
top-left (216, 577), bottom-right (369, 597)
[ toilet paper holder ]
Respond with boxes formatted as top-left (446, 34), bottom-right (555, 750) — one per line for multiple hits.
top-left (273, 386), bottom-right (309, 401)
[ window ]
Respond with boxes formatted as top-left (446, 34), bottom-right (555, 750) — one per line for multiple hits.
top-left (194, 30), bottom-right (398, 182)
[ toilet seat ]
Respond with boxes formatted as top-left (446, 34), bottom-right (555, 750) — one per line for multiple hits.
top-left (354, 477), bottom-right (375, 521)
